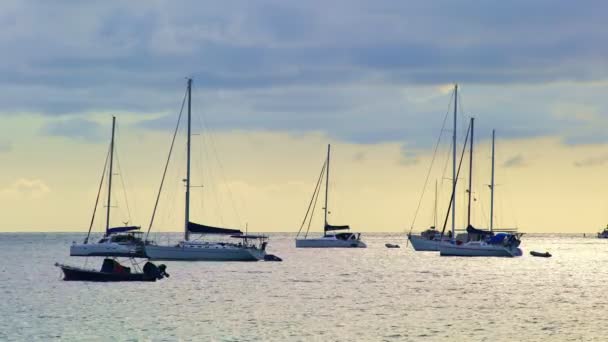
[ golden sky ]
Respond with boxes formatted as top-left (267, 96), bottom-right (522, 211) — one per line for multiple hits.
top-left (1, 1), bottom-right (607, 233)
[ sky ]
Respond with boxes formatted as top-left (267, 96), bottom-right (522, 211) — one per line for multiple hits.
top-left (1, 0), bottom-right (607, 233)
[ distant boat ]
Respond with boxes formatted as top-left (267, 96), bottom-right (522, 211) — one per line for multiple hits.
top-left (385, 243), bottom-right (400, 248)
top-left (144, 79), bottom-right (268, 261)
top-left (295, 144), bottom-right (366, 248)
top-left (530, 251), bottom-right (551, 258)
top-left (56, 258), bottom-right (168, 282)
top-left (598, 226), bottom-right (608, 238)
top-left (439, 129), bottom-right (523, 257)
top-left (70, 116), bottom-right (145, 258)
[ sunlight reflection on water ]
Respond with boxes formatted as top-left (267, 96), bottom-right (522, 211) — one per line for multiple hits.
top-left (1, 233), bottom-right (606, 341)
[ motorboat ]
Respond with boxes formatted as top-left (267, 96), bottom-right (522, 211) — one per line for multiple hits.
top-left (56, 258), bottom-right (168, 282)
top-left (295, 144), bottom-right (366, 248)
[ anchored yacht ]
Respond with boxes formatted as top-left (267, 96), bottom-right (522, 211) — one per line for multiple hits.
top-left (295, 144), bottom-right (366, 248)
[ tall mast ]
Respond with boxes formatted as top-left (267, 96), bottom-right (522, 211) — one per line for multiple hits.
top-left (105, 116), bottom-right (116, 236)
top-left (324, 144), bottom-right (331, 236)
top-left (434, 180), bottom-right (438, 228)
top-left (185, 78), bottom-right (192, 241)
top-left (490, 129), bottom-right (496, 231)
top-left (467, 117), bottom-right (474, 227)
top-left (451, 84), bottom-right (458, 239)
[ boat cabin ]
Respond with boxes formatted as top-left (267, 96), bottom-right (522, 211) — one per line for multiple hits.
top-left (98, 231), bottom-right (144, 245)
top-left (331, 232), bottom-right (361, 241)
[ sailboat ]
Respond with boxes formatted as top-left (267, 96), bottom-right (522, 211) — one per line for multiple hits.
top-left (439, 129), bottom-right (523, 257)
top-left (295, 144), bottom-right (366, 248)
top-left (144, 78), bottom-right (268, 261)
top-left (597, 225), bottom-right (608, 238)
top-left (408, 84), bottom-right (461, 251)
top-left (70, 116), bottom-right (145, 257)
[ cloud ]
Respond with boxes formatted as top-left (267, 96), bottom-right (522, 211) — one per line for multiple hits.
top-left (0, 178), bottom-right (50, 199)
top-left (40, 118), bottom-right (104, 142)
top-left (574, 154), bottom-right (608, 168)
top-left (0, 0), bottom-right (607, 147)
top-left (502, 154), bottom-right (527, 168)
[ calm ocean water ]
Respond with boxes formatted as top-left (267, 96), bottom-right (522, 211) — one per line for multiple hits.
top-left (1, 233), bottom-right (607, 341)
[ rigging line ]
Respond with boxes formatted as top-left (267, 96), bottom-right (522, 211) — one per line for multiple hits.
top-left (198, 111), bottom-right (243, 227)
top-left (408, 89), bottom-right (455, 232)
top-left (306, 164), bottom-right (325, 239)
top-left (112, 137), bottom-right (133, 225)
top-left (85, 144), bottom-right (111, 244)
top-left (297, 160), bottom-right (327, 238)
top-left (440, 120), bottom-right (472, 237)
top-left (146, 86), bottom-right (188, 240)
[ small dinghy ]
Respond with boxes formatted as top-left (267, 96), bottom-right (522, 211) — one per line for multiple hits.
top-left (530, 251), bottom-right (551, 258)
top-left (264, 254), bottom-right (282, 262)
top-left (56, 258), bottom-right (169, 282)
top-left (385, 243), bottom-right (400, 248)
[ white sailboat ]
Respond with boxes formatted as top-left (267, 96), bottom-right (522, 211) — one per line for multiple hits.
top-left (439, 129), bottom-right (523, 257)
top-left (144, 78), bottom-right (268, 261)
top-left (70, 116), bottom-right (144, 257)
top-left (295, 144), bottom-right (366, 248)
top-left (408, 84), bottom-right (460, 251)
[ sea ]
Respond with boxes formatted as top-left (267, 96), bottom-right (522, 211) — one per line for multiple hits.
top-left (1, 233), bottom-right (607, 341)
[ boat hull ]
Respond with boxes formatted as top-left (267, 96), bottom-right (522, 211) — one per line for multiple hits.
top-left (57, 264), bottom-right (156, 282)
top-left (407, 235), bottom-right (446, 251)
top-left (144, 244), bottom-right (265, 261)
top-left (295, 238), bottom-right (366, 248)
top-left (70, 243), bottom-right (145, 258)
top-left (439, 243), bottom-right (522, 257)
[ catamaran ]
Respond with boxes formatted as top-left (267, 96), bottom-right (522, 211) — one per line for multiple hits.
top-left (439, 129), bottom-right (523, 257)
top-left (144, 78), bottom-right (268, 261)
top-left (295, 144), bottom-right (366, 248)
top-left (70, 116), bottom-right (145, 257)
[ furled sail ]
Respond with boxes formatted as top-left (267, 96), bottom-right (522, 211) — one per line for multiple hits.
top-left (187, 222), bottom-right (243, 235)
top-left (465, 224), bottom-right (494, 237)
top-left (324, 224), bottom-right (350, 232)
top-left (107, 226), bottom-right (140, 235)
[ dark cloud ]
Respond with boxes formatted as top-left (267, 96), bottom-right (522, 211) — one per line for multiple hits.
top-left (1, 0), bottom-right (607, 146)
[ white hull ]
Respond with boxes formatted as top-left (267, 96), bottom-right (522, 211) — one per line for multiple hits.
top-left (407, 235), bottom-right (448, 251)
top-left (440, 243), bottom-right (522, 257)
top-left (295, 237), bottom-right (366, 248)
top-left (144, 243), bottom-right (265, 261)
top-left (70, 243), bottom-right (143, 257)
